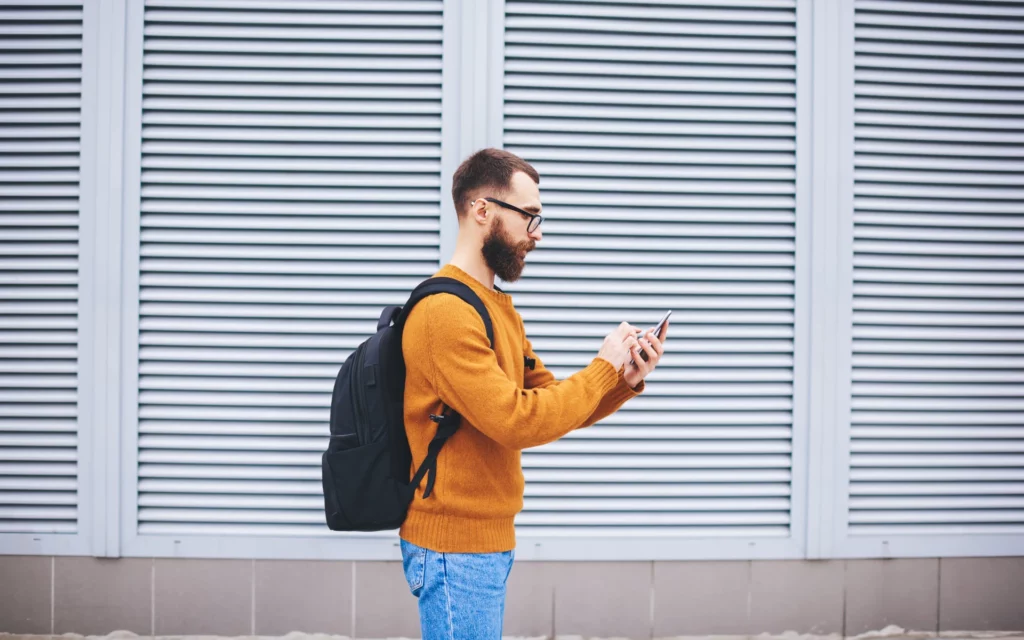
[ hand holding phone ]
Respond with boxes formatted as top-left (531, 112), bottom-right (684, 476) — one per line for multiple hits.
top-left (633, 310), bottom-right (671, 363)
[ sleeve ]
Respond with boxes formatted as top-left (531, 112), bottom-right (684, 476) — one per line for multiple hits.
top-left (522, 334), bottom-right (644, 430)
top-left (403, 295), bottom-right (623, 450)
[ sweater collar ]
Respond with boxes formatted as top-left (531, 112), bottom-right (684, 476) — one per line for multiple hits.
top-left (437, 264), bottom-right (516, 308)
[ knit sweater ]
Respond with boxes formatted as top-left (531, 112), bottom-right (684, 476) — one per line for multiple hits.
top-left (399, 264), bottom-right (643, 552)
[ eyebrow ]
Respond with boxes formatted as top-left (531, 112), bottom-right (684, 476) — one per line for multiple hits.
top-left (521, 204), bottom-right (542, 214)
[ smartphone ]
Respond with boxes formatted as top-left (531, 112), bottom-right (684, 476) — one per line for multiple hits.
top-left (633, 310), bottom-right (672, 363)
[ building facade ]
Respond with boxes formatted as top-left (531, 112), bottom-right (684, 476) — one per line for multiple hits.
top-left (1, 0), bottom-right (1022, 637)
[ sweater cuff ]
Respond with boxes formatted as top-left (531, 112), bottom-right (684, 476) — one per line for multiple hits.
top-left (612, 372), bottom-right (643, 401)
top-left (587, 358), bottom-right (623, 394)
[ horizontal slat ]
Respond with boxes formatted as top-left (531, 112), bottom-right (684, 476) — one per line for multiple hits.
top-left (855, 26), bottom-right (1024, 46)
top-left (506, 88), bottom-right (795, 110)
top-left (506, 44), bottom-right (794, 67)
top-left (507, 3), bottom-right (794, 23)
top-left (508, 59), bottom-right (795, 81)
top-left (507, 15), bottom-right (794, 38)
top-left (510, 118), bottom-right (796, 140)
top-left (145, 8), bottom-right (442, 27)
top-left (143, 111), bottom-right (440, 130)
top-left (852, 439), bottom-right (1024, 453)
top-left (0, 491), bottom-right (76, 506)
top-left (505, 32), bottom-right (795, 52)
top-left (143, 25), bottom-right (441, 41)
top-left (853, 482), bottom-right (1024, 496)
top-left (145, 0), bottom-right (441, 10)
top-left (144, 38), bottom-right (441, 57)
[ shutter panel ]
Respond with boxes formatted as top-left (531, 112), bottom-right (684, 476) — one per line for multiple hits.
top-left (503, 1), bottom-right (798, 537)
top-left (0, 4), bottom-right (82, 534)
top-left (135, 0), bottom-right (443, 536)
top-left (850, 0), bottom-right (1024, 536)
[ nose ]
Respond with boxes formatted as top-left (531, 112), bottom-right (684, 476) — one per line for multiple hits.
top-left (529, 226), bottom-right (543, 243)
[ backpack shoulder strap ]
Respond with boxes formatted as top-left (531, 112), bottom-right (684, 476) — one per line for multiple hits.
top-left (398, 277), bottom-right (495, 348)
top-left (395, 277), bottom-right (495, 499)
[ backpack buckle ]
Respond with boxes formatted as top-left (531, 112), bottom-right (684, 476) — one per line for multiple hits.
top-left (429, 412), bottom-right (459, 428)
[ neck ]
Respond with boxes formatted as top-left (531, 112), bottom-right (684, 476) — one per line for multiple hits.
top-left (448, 232), bottom-right (495, 290)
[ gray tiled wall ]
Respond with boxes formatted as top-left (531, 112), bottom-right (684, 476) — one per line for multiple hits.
top-left (1, 556), bottom-right (1022, 638)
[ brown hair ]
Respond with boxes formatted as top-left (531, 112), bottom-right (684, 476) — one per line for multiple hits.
top-left (451, 148), bottom-right (539, 218)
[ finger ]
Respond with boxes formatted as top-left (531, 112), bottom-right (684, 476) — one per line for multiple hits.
top-left (613, 323), bottom-right (628, 341)
top-left (630, 333), bottom-right (647, 360)
top-left (639, 338), bottom-right (657, 363)
top-left (632, 342), bottom-right (651, 370)
top-left (629, 343), bottom-right (644, 369)
top-left (646, 331), bottom-right (665, 357)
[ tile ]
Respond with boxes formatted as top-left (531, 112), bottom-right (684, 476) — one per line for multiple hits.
top-left (654, 561), bottom-right (752, 636)
top-left (353, 561), bottom-right (421, 639)
top-left (255, 560), bottom-right (353, 635)
top-left (54, 557), bottom-right (152, 635)
top-left (550, 561), bottom-right (652, 639)
top-left (940, 557), bottom-right (1024, 631)
top-left (749, 560), bottom-right (844, 634)
top-left (154, 558), bottom-right (251, 636)
top-left (0, 556), bottom-right (51, 634)
top-left (845, 559), bottom-right (939, 634)
top-left (504, 561), bottom-right (554, 638)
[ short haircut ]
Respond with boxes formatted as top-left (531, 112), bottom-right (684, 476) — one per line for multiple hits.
top-left (451, 148), bottom-right (540, 218)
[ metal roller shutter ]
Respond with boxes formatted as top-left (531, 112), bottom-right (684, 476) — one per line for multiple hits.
top-left (135, 0), bottom-right (443, 536)
top-left (0, 3), bottom-right (82, 535)
top-left (850, 0), bottom-right (1024, 536)
top-left (502, 0), bottom-right (798, 537)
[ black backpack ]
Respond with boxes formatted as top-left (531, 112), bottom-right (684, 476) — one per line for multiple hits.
top-left (321, 277), bottom-right (494, 532)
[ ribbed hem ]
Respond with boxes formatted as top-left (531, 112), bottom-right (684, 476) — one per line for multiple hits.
top-left (612, 371), bottom-right (644, 400)
top-left (401, 509), bottom-right (517, 553)
top-left (586, 357), bottom-right (624, 394)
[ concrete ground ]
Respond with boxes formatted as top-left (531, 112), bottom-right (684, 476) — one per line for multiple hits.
top-left (3, 627), bottom-right (1023, 640)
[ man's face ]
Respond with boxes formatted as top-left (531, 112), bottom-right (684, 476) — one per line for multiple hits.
top-left (480, 171), bottom-right (542, 283)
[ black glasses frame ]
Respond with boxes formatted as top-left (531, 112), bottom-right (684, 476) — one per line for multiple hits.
top-left (483, 197), bottom-right (543, 233)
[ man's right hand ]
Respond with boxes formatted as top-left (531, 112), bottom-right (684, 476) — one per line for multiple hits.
top-left (596, 322), bottom-right (641, 371)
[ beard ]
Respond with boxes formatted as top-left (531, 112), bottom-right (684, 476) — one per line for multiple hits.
top-left (481, 216), bottom-right (535, 283)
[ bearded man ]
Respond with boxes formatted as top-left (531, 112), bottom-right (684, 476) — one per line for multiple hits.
top-left (398, 148), bottom-right (668, 640)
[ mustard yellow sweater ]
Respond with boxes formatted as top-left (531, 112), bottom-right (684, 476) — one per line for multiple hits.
top-left (399, 264), bottom-right (642, 552)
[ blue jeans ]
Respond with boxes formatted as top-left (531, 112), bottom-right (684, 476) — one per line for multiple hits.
top-left (400, 539), bottom-right (515, 640)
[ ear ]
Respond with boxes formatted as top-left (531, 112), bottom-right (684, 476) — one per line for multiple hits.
top-left (468, 198), bottom-right (489, 225)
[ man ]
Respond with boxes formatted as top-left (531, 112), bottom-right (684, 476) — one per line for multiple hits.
top-left (399, 148), bottom-right (666, 639)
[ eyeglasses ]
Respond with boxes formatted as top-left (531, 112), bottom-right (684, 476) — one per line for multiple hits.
top-left (483, 197), bottom-right (543, 234)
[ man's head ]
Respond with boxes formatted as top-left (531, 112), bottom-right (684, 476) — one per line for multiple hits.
top-left (451, 148), bottom-right (543, 283)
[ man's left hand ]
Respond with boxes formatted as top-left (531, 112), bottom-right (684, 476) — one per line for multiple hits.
top-left (623, 324), bottom-right (667, 389)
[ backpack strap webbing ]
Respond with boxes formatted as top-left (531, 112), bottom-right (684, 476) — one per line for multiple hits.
top-left (396, 277), bottom-right (495, 499)
top-left (398, 277), bottom-right (494, 348)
